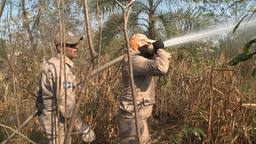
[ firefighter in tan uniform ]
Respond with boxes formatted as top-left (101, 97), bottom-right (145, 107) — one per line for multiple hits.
top-left (117, 33), bottom-right (171, 144)
top-left (34, 31), bottom-right (95, 144)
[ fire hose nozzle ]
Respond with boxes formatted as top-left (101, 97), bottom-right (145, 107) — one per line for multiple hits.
top-left (147, 43), bottom-right (154, 54)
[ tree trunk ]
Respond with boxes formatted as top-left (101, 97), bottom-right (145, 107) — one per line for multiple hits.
top-left (148, 1), bottom-right (155, 39)
top-left (0, 0), bottom-right (7, 19)
top-left (22, 0), bottom-right (35, 53)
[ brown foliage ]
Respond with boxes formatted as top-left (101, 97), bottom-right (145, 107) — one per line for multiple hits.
top-left (0, 44), bottom-right (256, 143)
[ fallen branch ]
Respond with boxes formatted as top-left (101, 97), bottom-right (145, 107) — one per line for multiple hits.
top-left (0, 123), bottom-right (36, 144)
top-left (1, 111), bottom-right (39, 144)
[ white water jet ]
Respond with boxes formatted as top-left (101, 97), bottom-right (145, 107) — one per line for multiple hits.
top-left (163, 18), bottom-right (256, 47)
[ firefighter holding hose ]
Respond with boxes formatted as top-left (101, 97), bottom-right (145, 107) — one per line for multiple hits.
top-left (117, 33), bottom-right (171, 143)
top-left (34, 30), bottom-right (95, 144)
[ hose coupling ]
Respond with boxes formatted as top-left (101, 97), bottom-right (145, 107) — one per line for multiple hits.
top-left (147, 43), bottom-right (154, 54)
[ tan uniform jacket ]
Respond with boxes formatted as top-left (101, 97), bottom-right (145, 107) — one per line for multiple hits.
top-left (120, 49), bottom-right (171, 116)
top-left (34, 53), bottom-right (77, 134)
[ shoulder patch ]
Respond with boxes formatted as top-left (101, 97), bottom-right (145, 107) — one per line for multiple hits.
top-left (63, 82), bottom-right (71, 88)
top-left (133, 55), bottom-right (140, 58)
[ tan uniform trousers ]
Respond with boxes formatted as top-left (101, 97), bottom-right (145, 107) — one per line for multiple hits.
top-left (117, 105), bottom-right (153, 144)
top-left (46, 113), bottom-right (87, 144)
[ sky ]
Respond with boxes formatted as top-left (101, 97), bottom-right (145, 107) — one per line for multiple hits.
top-left (1, 0), bottom-right (256, 39)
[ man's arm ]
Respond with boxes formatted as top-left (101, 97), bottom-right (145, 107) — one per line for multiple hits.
top-left (132, 49), bottom-right (171, 76)
top-left (34, 76), bottom-right (43, 103)
top-left (34, 73), bottom-right (44, 115)
top-left (34, 63), bottom-right (57, 113)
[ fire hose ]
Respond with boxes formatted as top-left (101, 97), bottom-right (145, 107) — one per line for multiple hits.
top-left (1, 40), bottom-right (163, 143)
top-left (1, 50), bottom-right (141, 144)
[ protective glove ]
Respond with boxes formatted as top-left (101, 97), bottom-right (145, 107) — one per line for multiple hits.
top-left (138, 45), bottom-right (155, 59)
top-left (153, 39), bottom-right (164, 53)
top-left (138, 45), bottom-right (148, 53)
top-left (82, 126), bottom-right (96, 143)
top-left (36, 101), bottom-right (44, 115)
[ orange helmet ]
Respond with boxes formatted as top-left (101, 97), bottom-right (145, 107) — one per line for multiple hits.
top-left (129, 33), bottom-right (156, 51)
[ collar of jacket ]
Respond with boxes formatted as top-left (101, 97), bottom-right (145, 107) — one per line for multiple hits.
top-left (55, 53), bottom-right (74, 67)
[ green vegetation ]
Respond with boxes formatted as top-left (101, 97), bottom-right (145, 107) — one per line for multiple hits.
top-left (0, 0), bottom-right (256, 143)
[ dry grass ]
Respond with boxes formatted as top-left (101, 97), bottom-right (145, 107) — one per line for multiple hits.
top-left (0, 45), bottom-right (256, 144)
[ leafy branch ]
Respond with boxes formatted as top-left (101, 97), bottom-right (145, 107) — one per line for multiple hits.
top-left (227, 8), bottom-right (256, 79)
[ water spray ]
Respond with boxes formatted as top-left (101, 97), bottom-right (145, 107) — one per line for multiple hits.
top-left (76, 18), bottom-right (256, 85)
top-left (163, 18), bottom-right (256, 47)
top-left (4, 19), bottom-right (256, 143)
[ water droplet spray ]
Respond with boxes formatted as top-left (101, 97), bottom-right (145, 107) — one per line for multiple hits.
top-left (163, 18), bottom-right (256, 47)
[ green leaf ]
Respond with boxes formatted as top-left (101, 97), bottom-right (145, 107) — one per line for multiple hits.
top-left (243, 39), bottom-right (256, 53)
top-left (227, 52), bottom-right (256, 66)
top-left (173, 136), bottom-right (182, 144)
top-left (189, 127), bottom-right (206, 137)
top-left (252, 68), bottom-right (256, 80)
top-left (161, 131), bottom-right (166, 135)
top-left (182, 128), bottom-right (189, 138)
top-left (233, 14), bottom-right (248, 34)
top-left (196, 128), bottom-right (206, 137)
top-left (199, 106), bottom-right (207, 114)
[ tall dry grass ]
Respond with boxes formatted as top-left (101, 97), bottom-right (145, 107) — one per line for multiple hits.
top-left (0, 43), bottom-right (256, 144)
top-left (149, 48), bottom-right (256, 144)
